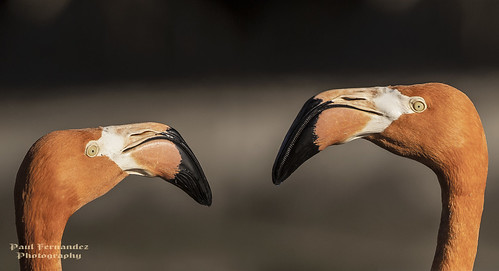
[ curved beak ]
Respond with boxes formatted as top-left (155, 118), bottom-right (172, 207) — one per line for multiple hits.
top-left (272, 87), bottom-right (395, 185)
top-left (119, 124), bottom-right (212, 206)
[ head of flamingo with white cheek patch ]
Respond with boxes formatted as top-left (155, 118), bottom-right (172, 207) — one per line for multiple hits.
top-left (83, 122), bottom-right (212, 206)
top-left (14, 122), bottom-right (212, 271)
top-left (272, 85), bottom-right (429, 184)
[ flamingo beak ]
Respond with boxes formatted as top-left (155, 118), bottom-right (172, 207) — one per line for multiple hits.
top-left (123, 126), bottom-right (212, 206)
top-left (272, 88), bottom-right (390, 185)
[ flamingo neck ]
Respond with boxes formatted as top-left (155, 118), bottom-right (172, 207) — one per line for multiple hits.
top-left (431, 162), bottom-right (487, 271)
top-left (15, 194), bottom-right (70, 271)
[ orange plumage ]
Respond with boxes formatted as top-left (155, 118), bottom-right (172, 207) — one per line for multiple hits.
top-left (273, 83), bottom-right (488, 270)
top-left (15, 123), bottom-right (211, 271)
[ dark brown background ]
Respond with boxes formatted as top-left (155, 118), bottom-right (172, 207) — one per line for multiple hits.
top-left (1, 0), bottom-right (498, 270)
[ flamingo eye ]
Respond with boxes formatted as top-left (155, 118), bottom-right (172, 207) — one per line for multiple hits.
top-left (85, 143), bottom-right (100, 157)
top-left (410, 97), bottom-right (426, 113)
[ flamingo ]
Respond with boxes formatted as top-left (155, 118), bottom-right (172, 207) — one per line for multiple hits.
top-left (272, 83), bottom-right (488, 270)
top-left (14, 122), bottom-right (212, 271)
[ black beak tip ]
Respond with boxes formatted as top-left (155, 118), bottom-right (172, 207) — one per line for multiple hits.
top-left (171, 170), bottom-right (212, 207)
top-left (163, 128), bottom-right (212, 207)
top-left (272, 176), bottom-right (280, 186)
top-left (272, 97), bottom-right (326, 185)
top-left (192, 193), bottom-right (212, 206)
top-left (272, 176), bottom-right (284, 185)
top-left (271, 163), bottom-right (287, 185)
top-left (196, 183), bottom-right (212, 206)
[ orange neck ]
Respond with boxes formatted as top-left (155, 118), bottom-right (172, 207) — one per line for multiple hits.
top-left (15, 194), bottom-right (69, 271)
top-left (431, 161), bottom-right (487, 271)
top-left (15, 164), bottom-right (72, 271)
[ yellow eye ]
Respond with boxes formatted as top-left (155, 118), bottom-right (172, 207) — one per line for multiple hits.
top-left (85, 143), bottom-right (100, 157)
top-left (410, 98), bottom-right (426, 112)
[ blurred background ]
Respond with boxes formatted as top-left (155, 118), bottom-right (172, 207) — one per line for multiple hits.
top-left (1, 0), bottom-right (498, 270)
